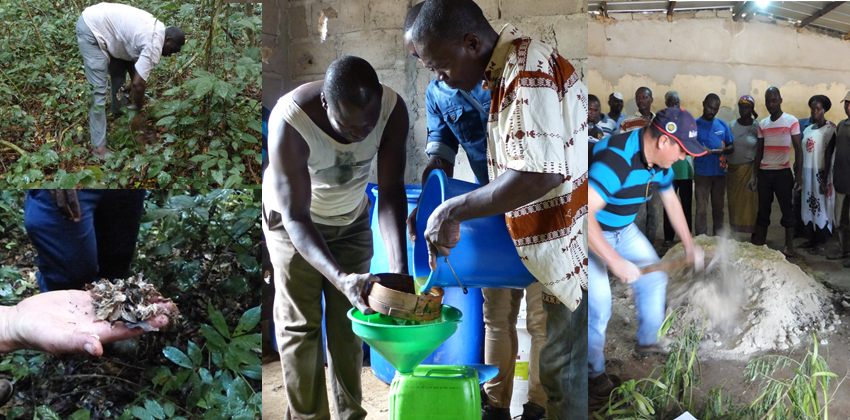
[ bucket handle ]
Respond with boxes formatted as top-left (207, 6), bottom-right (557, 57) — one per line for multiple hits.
top-left (444, 257), bottom-right (468, 294)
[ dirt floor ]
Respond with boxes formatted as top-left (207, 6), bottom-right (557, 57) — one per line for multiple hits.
top-left (262, 360), bottom-right (389, 419)
top-left (601, 198), bottom-right (850, 417)
top-left (263, 198), bottom-right (850, 418)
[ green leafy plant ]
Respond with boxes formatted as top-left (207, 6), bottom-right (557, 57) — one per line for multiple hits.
top-left (0, 0), bottom-right (262, 188)
top-left (594, 307), bottom-right (844, 420)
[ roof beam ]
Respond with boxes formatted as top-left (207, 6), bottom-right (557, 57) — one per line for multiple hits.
top-left (796, 1), bottom-right (845, 30)
top-left (667, 1), bottom-right (677, 22)
top-left (732, 1), bottom-right (751, 22)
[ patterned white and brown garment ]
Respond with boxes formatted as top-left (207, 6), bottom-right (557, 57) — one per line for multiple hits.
top-left (482, 24), bottom-right (588, 311)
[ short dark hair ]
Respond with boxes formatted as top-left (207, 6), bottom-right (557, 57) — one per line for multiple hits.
top-left (648, 122), bottom-right (665, 139)
top-left (809, 94), bottom-right (832, 112)
top-left (704, 93), bottom-right (720, 103)
top-left (166, 27), bottom-right (185, 47)
top-left (404, 2), bottom-right (425, 34)
top-left (323, 56), bottom-right (382, 109)
top-left (589, 94), bottom-right (600, 105)
top-left (637, 87), bottom-right (652, 98)
top-left (410, 0), bottom-right (491, 46)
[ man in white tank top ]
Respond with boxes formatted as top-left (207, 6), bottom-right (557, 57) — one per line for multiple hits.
top-left (263, 56), bottom-right (410, 420)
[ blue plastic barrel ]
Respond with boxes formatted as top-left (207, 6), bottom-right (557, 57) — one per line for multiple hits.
top-left (413, 170), bottom-right (536, 292)
top-left (369, 185), bottom-right (420, 274)
top-left (369, 183), bottom-right (485, 384)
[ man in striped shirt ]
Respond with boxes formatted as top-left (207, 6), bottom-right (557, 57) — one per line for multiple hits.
top-left (588, 108), bottom-right (706, 405)
top-left (749, 87), bottom-right (802, 256)
top-left (619, 87), bottom-right (655, 134)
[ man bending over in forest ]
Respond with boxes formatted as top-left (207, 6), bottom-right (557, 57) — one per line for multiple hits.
top-left (76, 2), bottom-right (185, 160)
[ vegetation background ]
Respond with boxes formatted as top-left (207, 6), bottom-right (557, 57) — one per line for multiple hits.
top-left (0, 189), bottom-right (262, 419)
top-left (0, 0), bottom-right (263, 188)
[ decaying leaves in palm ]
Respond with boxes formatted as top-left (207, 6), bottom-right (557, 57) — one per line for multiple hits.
top-left (87, 274), bottom-right (179, 331)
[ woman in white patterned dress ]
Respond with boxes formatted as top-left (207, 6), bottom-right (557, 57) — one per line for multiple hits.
top-left (801, 95), bottom-right (837, 254)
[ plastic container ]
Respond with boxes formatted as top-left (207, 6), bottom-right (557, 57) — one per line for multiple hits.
top-left (370, 286), bottom-right (484, 384)
top-left (369, 185), bottom-right (420, 274)
top-left (509, 316), bottom-right (533, 417)
top-left (413, 170), bottom-right (536, 292)
top-left (389, 365), bottom-right (481, 420)
top-left (348, 305), bottom-right (462, 374)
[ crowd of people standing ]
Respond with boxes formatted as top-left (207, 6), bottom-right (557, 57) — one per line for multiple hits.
top-left (589, 87), bottom-right (850, 265)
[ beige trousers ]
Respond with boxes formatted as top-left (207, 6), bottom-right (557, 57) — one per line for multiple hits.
top-left (481, 282), bottom-right (548, 410)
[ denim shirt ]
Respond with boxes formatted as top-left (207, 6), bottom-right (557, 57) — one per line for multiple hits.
top-left (425, 79), bottom-right (491, 185)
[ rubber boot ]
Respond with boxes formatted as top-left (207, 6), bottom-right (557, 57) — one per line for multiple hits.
top-left (783, 227), bottom-right (796, 257)
top-left (752, 225), bottom-right (768, 246)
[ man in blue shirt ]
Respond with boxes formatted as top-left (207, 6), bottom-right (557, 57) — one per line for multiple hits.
top-left (694, 93), bottom-right (734, 236)
top-left (588, 108), bottom-right (706, 406)
top-left (402, 4), bottom-right (548, 420)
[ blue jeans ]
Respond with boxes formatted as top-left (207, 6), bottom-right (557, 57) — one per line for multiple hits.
top-left (588, 223), bottom-right (667, 378)
top-left (24, 190), bottom-right (145, 292)
top-left (539, 289), bottom-right (587, 419)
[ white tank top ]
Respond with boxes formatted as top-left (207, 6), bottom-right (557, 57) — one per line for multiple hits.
top-left (267, 84), bottom-right (398, 226)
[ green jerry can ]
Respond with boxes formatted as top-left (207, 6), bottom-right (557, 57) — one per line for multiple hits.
top-left (389, 365), bottom-right (481, 420)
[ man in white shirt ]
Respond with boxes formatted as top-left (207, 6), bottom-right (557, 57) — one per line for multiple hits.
top-left (76, 3), bottom-right (185, 160)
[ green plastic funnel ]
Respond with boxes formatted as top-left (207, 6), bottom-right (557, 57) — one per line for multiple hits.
top-left (348, 305), bottom-right (462, 374)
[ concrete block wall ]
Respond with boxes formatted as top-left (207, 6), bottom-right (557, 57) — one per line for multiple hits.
top-left (264, 0), bottom-right (588, 184)
top-left (589, 12), bottom-right (850, 126)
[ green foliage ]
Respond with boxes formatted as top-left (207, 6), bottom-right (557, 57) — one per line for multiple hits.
top-left (594, 307), bottom-right (843, 420)
top-left (0, 190), bottom-right (261, 418)
top-left (0, 0), bottom-right (262, 188)
top-left (136, 303), bottom-right (262, 419)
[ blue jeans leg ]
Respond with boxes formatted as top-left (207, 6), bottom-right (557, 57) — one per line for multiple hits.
top-left (540, 289), bottom-right (588, 419)
top-left (588, 223), bottom-right (668, 378)
top-left (24, 190), bottom-right (145, 291)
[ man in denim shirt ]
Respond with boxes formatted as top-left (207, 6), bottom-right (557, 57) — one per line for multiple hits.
top-left (401, 4), bottom-right (549, 420)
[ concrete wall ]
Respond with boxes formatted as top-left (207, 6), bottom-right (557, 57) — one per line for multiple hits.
top-left (263, 1), bottom-right (290, 110)
top-left (264, 0), bottom-right (588, 184)
top-left (589, 11), bottom-right (850, 125)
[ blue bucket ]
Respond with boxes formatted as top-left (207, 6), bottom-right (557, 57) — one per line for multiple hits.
top-left (413, 170), bottom-right (536, 292)
top-left (369, 183), bottom-right (484, 384)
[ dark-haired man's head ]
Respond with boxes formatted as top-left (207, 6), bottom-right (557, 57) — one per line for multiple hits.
top-left (765, 87), bottom-right (783, 117)
top-left (702, 93), bottom-right (720, 121)
top-left (588, 94), bottom-right (600, 124)
top-left (321, 56), bottom-right (383, 143)
top-left (409, 0), bottom-right (497, 92)
top-left (403, 2), bottom-right (425, 60)
top-left (162, 27), bottom-right (185, 56)
top-left (635, 87), bottom-right (653, 114)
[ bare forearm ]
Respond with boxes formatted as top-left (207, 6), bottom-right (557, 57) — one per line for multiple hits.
top-left (377, 187), bottom-right (409, 274)
top-left (444, 169), bottom-right (563, 222)
top-left (283, 217), bottom-right (345, 282)
top-left (421, 156), bottom-right (454, 184)
top-left (588, 212), bottom-right (622, 267)
top-left (0, 305), bottom-right (18, 353)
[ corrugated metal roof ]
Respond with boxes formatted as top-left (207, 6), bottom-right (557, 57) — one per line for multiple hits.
top-left (589, 1), bottom-right (850, 37)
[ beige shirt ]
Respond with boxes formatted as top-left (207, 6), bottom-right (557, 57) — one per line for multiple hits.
top-left (483, 24), bottom-right (589, 310)
top-left (263, 84), bottom-right (398, 226)
top-left (81, 2), bottom-right (165, 81)
top-left (619, 111), bottom-right (655, 134)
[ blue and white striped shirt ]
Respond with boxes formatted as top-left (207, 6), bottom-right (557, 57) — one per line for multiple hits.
top-left (589, 128), bottom-right (674, 231)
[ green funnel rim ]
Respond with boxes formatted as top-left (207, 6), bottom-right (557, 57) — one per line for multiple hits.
top-left (347, 304), bottom-right (462, 327)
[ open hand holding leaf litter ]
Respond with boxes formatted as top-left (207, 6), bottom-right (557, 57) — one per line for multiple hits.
top-left (0, 275), bottom-right (177, 356)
